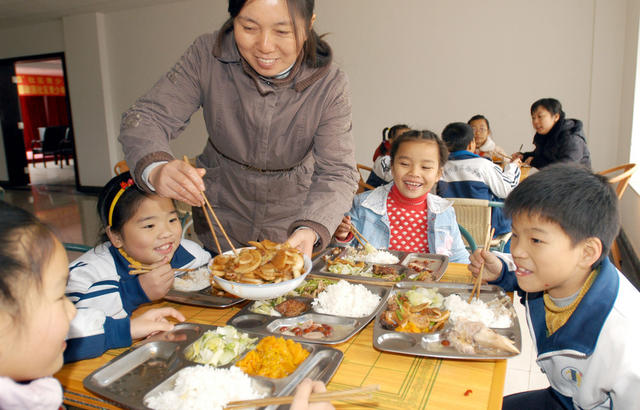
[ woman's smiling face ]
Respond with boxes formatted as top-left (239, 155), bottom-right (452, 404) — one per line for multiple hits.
top-left (233, 0), bottom-right (310, 77)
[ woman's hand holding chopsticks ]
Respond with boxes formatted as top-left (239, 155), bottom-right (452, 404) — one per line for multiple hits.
top-left (148, 159), bottom-right (207, 207)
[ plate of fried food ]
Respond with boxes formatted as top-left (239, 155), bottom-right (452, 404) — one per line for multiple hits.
top-left (210, 240), bottom-right (312, 300)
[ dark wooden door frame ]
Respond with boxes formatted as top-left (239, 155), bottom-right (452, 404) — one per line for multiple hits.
top-left (0, 51), bottom-right (82, 190)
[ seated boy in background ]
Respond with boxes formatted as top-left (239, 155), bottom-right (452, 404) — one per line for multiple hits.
top-left (438, 122), bottom-right (521, 237)
top-left (468, 163), bottom-right (640, 409)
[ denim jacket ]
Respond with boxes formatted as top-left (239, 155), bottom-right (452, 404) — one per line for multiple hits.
top-left (344, 183), bottom-right (470, 263)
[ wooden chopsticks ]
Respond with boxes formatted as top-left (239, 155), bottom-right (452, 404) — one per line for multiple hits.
top-left (128, 264), bottom-right (195, 275)
top-left (224, 384), bottom-right (379, 409)
top-left (350, 225), bottom-right (370, 248)
top-left (182, 156), bottom-right (237, 255)
top-left (469, 225), bottom-right (495, 302)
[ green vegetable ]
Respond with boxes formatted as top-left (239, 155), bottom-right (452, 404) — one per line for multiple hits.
top-left (184, 326), bottom-right (257, 367)
top-left (405, 288), bottom-right (444, 308)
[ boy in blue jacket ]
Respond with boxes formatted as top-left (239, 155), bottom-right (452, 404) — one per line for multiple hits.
top-left (469, 163), bottom-right (640, 409)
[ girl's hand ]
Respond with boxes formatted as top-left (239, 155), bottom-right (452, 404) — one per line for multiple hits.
top-left (287, 228), bottom-right (316, 257)
top-left (333, 216), bottom-right (351, 241)
top-left (468, 248), bottom-right (503, 282)
top-left (148, 160), bottom-right (206, 207)
top-left (138, 258), bottom-right (175, 300)
top-left (290, 378), bottom-right (335, 410)
top-left (130, 307), bottom-right (185, 340)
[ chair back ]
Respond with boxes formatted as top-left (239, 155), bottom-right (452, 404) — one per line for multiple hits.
top-left (449, 198), bottom-right (491, 250)
top-left (356, 163), bottom-right (374, 193)
top-left (114, 160), bottom-right (130, 175)
top-left (598, 163), bottom-right (637, 199)
top-left (42, 126), bottom-right (67, 151)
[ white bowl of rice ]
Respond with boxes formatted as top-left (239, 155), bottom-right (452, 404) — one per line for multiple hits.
top-left (212, 254), bottom-right (312, 300)
top-left (312, 280), bottom-right (382, 317)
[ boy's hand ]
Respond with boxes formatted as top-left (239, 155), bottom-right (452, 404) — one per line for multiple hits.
top-left (130, 307), bottom-right (185, 340)
top-left (138, 258), bottom-right (175, 300)
top-left (333, 216), bottom-right (352, 241)
top-left (511, 152), bottom-right (524, 162)
top-left (468, 248), bottom-right (503, 282)
top-left (290, 378), bottom-right (335, 410)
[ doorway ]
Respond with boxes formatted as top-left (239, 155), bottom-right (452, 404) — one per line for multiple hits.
top-left (0, 52), bottom-right (79, 190)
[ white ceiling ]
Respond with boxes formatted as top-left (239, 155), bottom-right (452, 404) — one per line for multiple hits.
top-left (0, 0), bottom-right (190, 28)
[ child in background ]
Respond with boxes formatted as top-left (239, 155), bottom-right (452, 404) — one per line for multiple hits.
top-left (438, 122), bottom-right (520, 237)
top-left (0, 201), bottom-right (76, 409)
top-left (468, 114), bottom-right (509, 160)
top-left (468, 164), bottom-right (640, 409)
top-left (335, 130), bottom-right (469, 263)
top-left (367, 124), bottom-right (411, 188)
top-left (64, 172), bottom-right (210, 362)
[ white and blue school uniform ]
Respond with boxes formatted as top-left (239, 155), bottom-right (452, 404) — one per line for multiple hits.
top-left (64, 239), bottom-right (210, 362)
top-left (438, 150), bottom-right (520, 235)
top-left (491, 256), bottom-right (640, 409)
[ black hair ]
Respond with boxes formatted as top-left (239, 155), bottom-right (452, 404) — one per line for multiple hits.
top-left (468, 114), bottom-right (491, 131)
top-left (216, 0), bottom-right (330, 68)
top-left (390, 129), bottom-right (449, 169)
top-left (379, 123), bottom-right (409, 156)
top-left (441, 122), bottom-right (475, 152)
top-left (504, 163), bottom-right (619, 268)
top-left (0, 201), bottom-right (58, 322)
top-left (97, 171), bottom-right (152, 242)
top-left (531, 98), bottom-right (566, 120)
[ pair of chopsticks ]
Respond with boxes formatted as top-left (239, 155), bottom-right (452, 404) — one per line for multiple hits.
top-left (468, 225), bottom-right (495, 302)
top-left (128, 264), bottom-right (195, 275)
top-left (350, 225), bottom-right (370, 248)
top-left (224, 384), bottom-right (379, 409)
top-left (182, 156), bottom-right (237, 256)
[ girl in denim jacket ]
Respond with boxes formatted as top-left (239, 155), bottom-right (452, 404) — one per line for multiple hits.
top-left (335, 130), bottom-right (469, 263)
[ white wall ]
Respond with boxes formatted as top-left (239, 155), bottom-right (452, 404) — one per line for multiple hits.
top-left (0, 0), bottom-right (638, 254)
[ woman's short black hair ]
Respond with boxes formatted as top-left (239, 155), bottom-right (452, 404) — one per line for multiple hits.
top-left (531, 98), bottom-right (565, 120)
top-left (390, 129), bottom-right (449, 169)
top-left (0, 201), bottom-right (58, 322)
top-left (441, 122), bottom-right (474, 152)
top-left (468, 114), bottom-right (491, 131)
top-left (97, 171), bottom-right (151, 241)
top-left (504, 163), bottom-right (619, 268)
top-left (217, 0), bottom-right (330, 68)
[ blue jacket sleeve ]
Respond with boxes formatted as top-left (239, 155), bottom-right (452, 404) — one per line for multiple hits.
top-left (64, 317), bottom-right (132, 363)
top-left (489, 259), bottom-right (520, 292)
top-left (120, 277), bottom-right (150, 314)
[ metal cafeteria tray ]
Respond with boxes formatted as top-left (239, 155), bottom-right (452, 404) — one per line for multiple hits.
top-left (83, 323), bottom-right (343, 410)
top-left (311, 246), bottom-right (448, 284)
top-left (164, 287), bottom-right (245, 308)
top-left (373, 281), bottom-right (521, 360)
top-left (227, 282), bottom-right (391, 344)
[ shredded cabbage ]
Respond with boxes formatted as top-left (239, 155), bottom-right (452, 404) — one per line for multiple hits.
top-left (184, 326), bottom-right (257, 367)
top-left (405, 287), bottom-right (444, 308)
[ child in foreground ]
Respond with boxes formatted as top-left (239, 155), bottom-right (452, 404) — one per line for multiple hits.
top-left (438, 122), bottom-right (520, 236)
top-left (468, 163), bottom-right (640, 409)
top-left (64, 172), bottom-right (211, 362)
top-left (335, 130), bottom-right (469, 263)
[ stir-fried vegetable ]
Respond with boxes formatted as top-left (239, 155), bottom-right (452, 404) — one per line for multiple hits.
top-left (184, 326), bottom-right (257, 367)
top-left (405, 287), bottom-right (444, 308)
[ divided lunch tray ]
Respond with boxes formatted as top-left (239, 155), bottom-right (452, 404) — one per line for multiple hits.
top-left (83, 323), bottom-right (343, 410)
top-left (311, 247), bottom-right (448, 284)
top-left (164, 287), bottom-right (244, 308)
top-left (373, 282), bottom-right (522, 360)
top-left (227, 283), bottom-right (390, 345)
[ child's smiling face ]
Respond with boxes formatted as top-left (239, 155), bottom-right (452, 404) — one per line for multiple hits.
top-left (1, 240), bottom-right (76, 380)
top-left (509, 213), bottom-right (598, 298)
top-left (110, 197), bottom-right (182, 265)
top-left (391, 140), bottom-right (442, 199)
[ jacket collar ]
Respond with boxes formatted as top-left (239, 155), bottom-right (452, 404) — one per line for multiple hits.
top-left (449, 150), bottom-right (481, 160)
top-left (528, 257), bottom-right (619, 356)
top-left (213, 29), bottom-right (332, 93)
top-left (360, 182), bottom-right (453, 215)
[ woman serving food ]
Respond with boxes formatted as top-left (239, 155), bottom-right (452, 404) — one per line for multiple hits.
top-left (118, 0), bottom-right (358, 256)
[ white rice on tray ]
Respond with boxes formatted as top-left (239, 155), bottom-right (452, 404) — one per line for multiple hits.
top-left (145, 365), bottom-right (265, 410)
top-left (312, 280), bottom-right (381, 317)
top-left (443, 294), bottom-right (512, 328)
top-left (354, 249), bottom-right (399, 264)
top-left (172, 266), bottom-right (210, 292)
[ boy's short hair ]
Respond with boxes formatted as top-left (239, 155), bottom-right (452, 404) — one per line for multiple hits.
top-left (441, 122), bottom-right (474, 152)
top-left (504, 163), bottom-right (619, 267)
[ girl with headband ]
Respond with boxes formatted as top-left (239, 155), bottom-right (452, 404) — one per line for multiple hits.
top-left (63, 171), bottom-right (210, 362)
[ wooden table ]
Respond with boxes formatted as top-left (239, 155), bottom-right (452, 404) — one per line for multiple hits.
top-left (55, 263), bottom-right (506, 409)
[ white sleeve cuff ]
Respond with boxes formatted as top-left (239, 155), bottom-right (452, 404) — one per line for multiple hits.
top-left (141, 161), bottom-right (168, 192)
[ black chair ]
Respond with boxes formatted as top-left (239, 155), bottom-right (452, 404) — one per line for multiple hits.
top-left (31, 125), bottom-right (68, 167)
